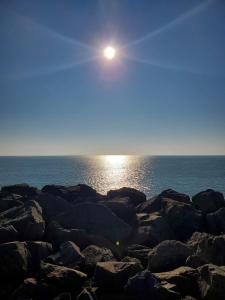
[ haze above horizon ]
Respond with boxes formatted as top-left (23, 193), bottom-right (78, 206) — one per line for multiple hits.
top-left (0, 0), bottom-right (225, 156)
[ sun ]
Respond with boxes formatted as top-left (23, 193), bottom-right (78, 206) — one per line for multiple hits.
top-left (103, 46), bottom-right (116, 60)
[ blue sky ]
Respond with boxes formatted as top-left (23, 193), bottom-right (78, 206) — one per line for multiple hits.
top-left (0, 0), bottom-right (225, 155)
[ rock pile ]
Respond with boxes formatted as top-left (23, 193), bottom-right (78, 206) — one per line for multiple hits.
top-left (0, 184), bottom-right (225, 299)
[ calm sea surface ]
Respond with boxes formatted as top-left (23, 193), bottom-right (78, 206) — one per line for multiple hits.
top-left (0, 156), bottom-right (224, 198)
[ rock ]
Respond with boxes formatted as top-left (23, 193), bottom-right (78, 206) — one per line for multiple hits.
top-left (137, 212), bottom-right (175, 247)
top-left (192, 189), bottom-right (225, 213)
top-left (54, 202), bottom-right (132, 245)
top-left (27, 241), bottom-right (53, 271)
top-left (198, 264), bottom-right (225, 299)
top-left (121, 257), bottom-right (143, 274)
top-left (99, 198), bottom-right (138, 226)
top-left (36, 193), bottom-right (72, 221)
top-left (162, 198), bottom-right (202, 241)
top-left (0, 200), bottom-right (45, 240)
top-left (94, 261), bottom-right (142, 291)
top-left (107, 187), bottom-right (146, 206)
top-left (0, 225), bottom-right (18, 244)
top-left (39, 263), bottom-right (87, 292)
top-left (42, 184), bottom-right (101, 204)
top-left (159, 189), bottom-right (190, 204)
top-left (187, 232), bottom-right (225, 266)
top-left (186, 255), bottom-right (206, 269)
top-left (0, 241), bottom-right (31, 278)
top-left (45, 221), bottom-right (90, 249)
top-left (11, 277), bottom-right (57, 300)
top-left (126, 244), bottom-right (151, 267)
top-left (148, 240), bottom-right (191, 272)
top-left (1, 184), bottom-right (38, 199)
top-left (0, 198), bottom-right (23, 213)
top-left (154, 266), bottom-right (200, 298)
top-left (76, 288), bottom-right (96, 300)
top-left (0, 241), bottom-right (53, 278)
top-left (136, 196), bottom-right (163, 214)
top-left (206, 207), bottom-right (225, 234)
top-left (47, 241), bottom-right (84, 269)
top-left (124, 270), bottom-right (180, 300)
top-left (82, 245), bottom-right (115, 274)
top-left (54, 292), bottom-right (72, 300)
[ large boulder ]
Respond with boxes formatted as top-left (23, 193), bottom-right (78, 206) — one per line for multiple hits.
top-left (187, 232), bottom-right (225, 267)
top-left (36, 193), bottom-right (72, 221)
top-left (148, 240), bottom-right (191, 272)
top-left (47, 241), bottom-right (84, 269)
top-left (42, 184), bottom-right (101, 203)
top-left (0, 200), bottom-right (45, 240)
top-left (45, 221), bottom-right (90, 249)
top-left (126, 244), bottom-right (151, 267)
top-left (100, 198), bottom-right (138, 226)
top-left (0, 225), bottom-right (18, 244)
top-left (0, 241), bottom-right (31, 278)
top-left (0, 241), bottom-right (53, 278)
top-left (82, 245), bottom-right (115, 274)
top-left (206, 207), bottom-right (225, 234)
top-left (0, 198), bottom-right (23, 213)
top-left (137, 212), bottom-right (175, 247)
top-left (39, 263), bottom-right (87, 292)
top-left (136, 196), bottom-right (163, 214)
top-left (154, 266), bottom-right (200, 298)
top-left (11, 277), bottom-right (57, 300)
top-left (107, 187), bottom-right (146, 206)
top-left (159, 189), bottom-right (190, 204)
top-left (54, 202), bottom-right (132, 245)
top-left (94, 261), bottom-right (143, 291)
top-left (162, 198), bottom-right (202, 241)
top-left (198, 264), bottom-right (225, 299)
top-left (1, 184), bottom-right (38, 199)
top-left (192, 189), bottom-right (225, 214)
top-left (124, 270), bottom-right (180, 300)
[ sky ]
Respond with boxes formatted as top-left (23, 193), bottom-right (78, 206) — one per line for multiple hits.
top-left (0, 0), bottom-right (225, 155)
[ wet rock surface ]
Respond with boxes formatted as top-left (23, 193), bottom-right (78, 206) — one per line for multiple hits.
top-left (0, 183), bottom-right (224, 299)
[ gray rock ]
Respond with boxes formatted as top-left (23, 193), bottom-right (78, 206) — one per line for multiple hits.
top-left (198, 264), bottom-right (225, 299)
top-left (39, 262), bottom-right (87, 291)
top-left (154, 266), bottom-right (200, 298)
top-left (54, 202), bottom-right (132, 245)
top-left (45, 221), bottom-right (90, 249)
top-left (162, 198), bottom-right (202, 241)
top-left (82, 245), bottom-right (115, 274)
top-left (107, 187), bottom-right (146, 206)
top-left (11, 277), bottom-right (56, 300)
top-left (1, 183), bottom-right (38, 199)
top-left (47, 241), bottom-right (84, 268)
top-left (136, 212), bottom-right (175, 247)
top-left (159, 189), bottom-right (190, 204)
top-left (126, 244), bottom-right (151, 267)
top-left (0, 200), bottom-right (45, 240)
top-left (36, 193), bottom-right (72, 221)
top-left (0, 241), bottom-right (53, 278)
top-left (192, 189), bottom-right (225, 213)
top-left (0, 225), bottom-right (18, 244)
top-left (99, 197), bottom-right (138, 226)
top-left (0, 198), bottom-right (23, 213)
top-left (187, 232), bottom-right (225, 266)
top-left (148, 240), bottom-right (191, 272)
top-left (94, 261), bottom-right (142, 291)
top-left (206, 207), bottom-right (225, 234)
top-left (125, 270), bottom-right (180, 300)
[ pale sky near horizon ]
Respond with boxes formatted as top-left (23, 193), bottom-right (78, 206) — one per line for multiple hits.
top-left (0, 0), bottom-right (225, 156)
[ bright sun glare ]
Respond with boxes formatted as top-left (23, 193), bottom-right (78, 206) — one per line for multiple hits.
top-left (104, 155), bottom-right (126, 165)
top-left (103, 46), bottom-right (116, 60)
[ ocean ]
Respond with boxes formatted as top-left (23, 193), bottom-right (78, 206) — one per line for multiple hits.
top-left (0, 155), bottom-right (224, 198)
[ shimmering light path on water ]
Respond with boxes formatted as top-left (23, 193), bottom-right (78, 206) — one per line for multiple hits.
top-left (0, 156), bottom-right (224, 198)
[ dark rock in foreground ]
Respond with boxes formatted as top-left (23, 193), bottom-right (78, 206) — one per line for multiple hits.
top-left (0, 183), bottom-right (225, 299)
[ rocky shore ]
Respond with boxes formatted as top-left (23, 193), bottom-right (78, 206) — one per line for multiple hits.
top-left (0, 184), bottom-right (225, 299)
